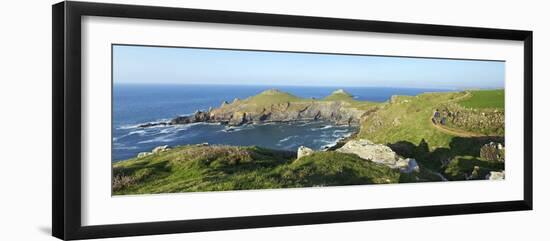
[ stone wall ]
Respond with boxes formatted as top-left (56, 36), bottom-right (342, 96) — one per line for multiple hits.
top-left (436, 103), bottom-right (504, 135)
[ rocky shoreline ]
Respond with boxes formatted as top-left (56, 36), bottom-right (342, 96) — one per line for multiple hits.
top-left (138, 89), bottom-right (370, 128)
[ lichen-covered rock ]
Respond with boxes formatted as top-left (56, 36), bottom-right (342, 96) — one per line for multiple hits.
top-left (170, 111), bottom-right (210, 125)
top-left (137, 152), bottom-right (151, 158)
top-left (297, 146), bottom-right (314, 159)
top-left (337, 139), bottom-right (396, 164)
top-left (337, 139), bottom-right (419, 173)
top-left (396, 158), bottom-right (419, 173)
top-left (229, 112), bottom-right (247, 126)
top-left (480, 142), bottom-right (505, 162)
top-left (152, 145), bottom-right (169, 153)
top-left (487, 171), bottom-right (505, 180)
top-left (435, 102), bottom-right (504, 135)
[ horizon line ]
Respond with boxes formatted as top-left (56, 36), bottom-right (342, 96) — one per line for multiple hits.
top-left (113, 82), bottom-right (506, 91)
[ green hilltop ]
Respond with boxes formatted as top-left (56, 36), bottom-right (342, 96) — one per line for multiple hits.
top-left (458, 89), bottom-right (504, 109)
top-left (244, 89), bottom-right (303, 105)
top-left (324, 89), bottom-right (355, 101)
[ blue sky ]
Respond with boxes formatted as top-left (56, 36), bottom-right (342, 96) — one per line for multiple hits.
top-left (113, 45), bottom-right (504, 90)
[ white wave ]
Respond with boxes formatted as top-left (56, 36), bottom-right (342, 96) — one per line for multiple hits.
top-left (313, 139), bottom-right (333, 145)
top-left (142, 122), bottom-right (211, 135)
top-left (113, 146), bottom-right (139, 150)
top-left (116, 118), bottom-right (172, 130)
top-left (257, 122), bottom-right (277, 126)
top-left (278, 135), bottom-right (298, 143)
top-left (137, 136), bottom-right (176, 144)
top-left (159, 128), bottom-right (176, 134)
top-left (158, 125), bottom-right (191, 134)
top-left (310, 125), bottom-right (333, 131)
top-left (331, 130), bottom-right (354, 139)
top-left (318, 138), bottom-right (341, 150)
top-left (128, 130), bottom-right (147, 136)
top-left (332, 129), bottom-right (349, 133)
top-left (117, 124), bottom-right (140, 130)
top-left (113, 130), bottom-right (145, 141)
top-left (204, 122), bottom-right (222, 126)
top-left (220, 125), bottom-right (254, 133)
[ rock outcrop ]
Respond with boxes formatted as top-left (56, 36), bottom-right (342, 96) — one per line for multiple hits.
top-left (436, 101), bottom-right (504, 135)
top-left (487, 171), bottom-right (505, 180)
top-left (140, 89), bottom-right (371, 128)
top-left (208, 98), bottom-right (365, 126)
top-left (336, 139), bottom-right (419, 173)
top-left (480, 142), bottom-right (505, 162)
top-left (137, 145), bottom-right (170, 158)
top-left (395, 158), bottom-right (419, 173)
top-left (170, 111), bottom-right (210, 125)
top-left (152, 145), bottom-right (169, 153)
top-left (137, 152), bottom-right (152, 158)
top-left (297, 146), bottom-right (314, 159)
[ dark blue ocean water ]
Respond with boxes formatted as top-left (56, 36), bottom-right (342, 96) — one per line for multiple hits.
top-left (113, 84), bottom-right (449, 161)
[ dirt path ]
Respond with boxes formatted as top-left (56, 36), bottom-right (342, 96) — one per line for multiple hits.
top-left (429, 118), bottom-right (486, 137)
top-left (428, 91), bottom-right (487, 138)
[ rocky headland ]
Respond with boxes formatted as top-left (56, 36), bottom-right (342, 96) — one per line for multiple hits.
top-left (139, 89), bottom-right (376, 128)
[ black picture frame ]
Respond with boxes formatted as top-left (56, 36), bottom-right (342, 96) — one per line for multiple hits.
top-left (52, 1), bottom-right (533, 240)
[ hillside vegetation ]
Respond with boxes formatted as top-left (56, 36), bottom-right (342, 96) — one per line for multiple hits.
top-left (243, 89), bottom-right (303, 106)
top-left (116, 88), bottom-right (505, 195)
top-left (112, 145), bottom-right (399, 195)
top-left (357, 90), bottom-right (505, 180)
top-left (459, 89), bottom-right (504, 109)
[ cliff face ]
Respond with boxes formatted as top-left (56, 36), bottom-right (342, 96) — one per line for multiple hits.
top-left (209, 99), bottom-right (366, 126)
top-left (167, 89), bottom-right (373, 127)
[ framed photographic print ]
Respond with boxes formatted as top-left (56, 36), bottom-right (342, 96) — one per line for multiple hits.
top-left (52, 1), bottom-right (533, 240)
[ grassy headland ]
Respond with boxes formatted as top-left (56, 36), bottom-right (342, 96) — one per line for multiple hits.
top-left (113, 145), bottom-right (399, 195)
top-left (114, 88), bottom-right (505, 195)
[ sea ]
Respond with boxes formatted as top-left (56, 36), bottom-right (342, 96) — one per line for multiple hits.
top-left (113, 84), bottom-right (449, 162)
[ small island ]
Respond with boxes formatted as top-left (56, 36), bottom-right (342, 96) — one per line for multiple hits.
top-left (138, 88), bottom-right (371, 128)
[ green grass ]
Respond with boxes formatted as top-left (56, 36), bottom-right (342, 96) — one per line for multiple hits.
top-left (324, 89), bottom-right (355, 102)
top-left (222, 88), bottom-right (380, 113)
top-left (320, 89), bottom-right (381, 110)
top-left (244, 89), bottom-right (304, 105)
top-left (112, 145), bottom-right (400, 195)
top-left (444, 156), bottom-right (504, 181)
top-left (356, 90), bottom-right (505, 178)
top-left (459, 89), bottom-right (504, 109)
top-left (283, 152), bottom-right (400, 186)
top-left (357, 92), bottom-right (463, 149)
